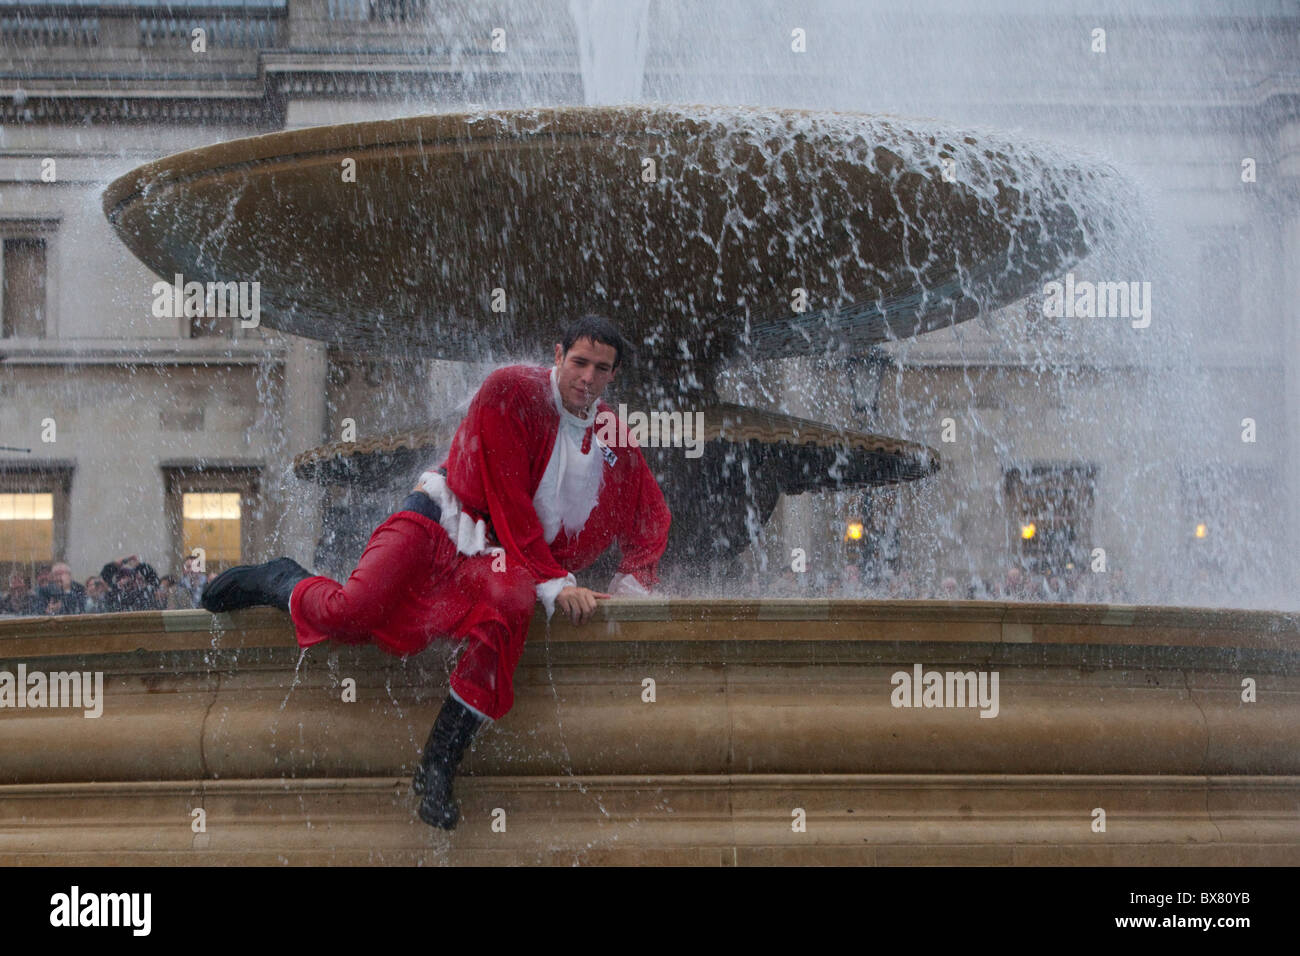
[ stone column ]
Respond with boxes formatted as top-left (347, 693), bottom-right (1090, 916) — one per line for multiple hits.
top-left (274, 335), bottom-right (329, 564)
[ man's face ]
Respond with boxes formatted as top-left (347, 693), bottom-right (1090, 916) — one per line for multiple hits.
top-left (553, 337), bottom-right (617, 415)
top-left (52, 563), bottom-right (72, 588)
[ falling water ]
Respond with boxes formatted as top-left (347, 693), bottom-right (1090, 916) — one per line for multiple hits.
top-left (569, 0), bottom-right (652, 105)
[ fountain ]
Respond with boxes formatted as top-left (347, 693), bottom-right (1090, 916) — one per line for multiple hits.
top-left (100, 105), bottom-right (1122, 578)
top-left (2, 1), bottom-right (1298, 866)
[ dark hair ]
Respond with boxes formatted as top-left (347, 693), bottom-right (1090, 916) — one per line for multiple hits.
top-left (137, 562), bottom-right (160, 588)
top-left (561, 315), bottom-right (626, 369)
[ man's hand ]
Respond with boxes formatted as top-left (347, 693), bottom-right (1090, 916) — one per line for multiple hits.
top-left (554, 585), bottom-right (611, 626)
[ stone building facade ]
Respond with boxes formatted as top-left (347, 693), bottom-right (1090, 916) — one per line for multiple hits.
top-left (0, 0), bottom-right (1296, 607)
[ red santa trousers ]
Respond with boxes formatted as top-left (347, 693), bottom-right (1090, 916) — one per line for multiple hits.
top-left (287, 508), bottom-right (537, 720)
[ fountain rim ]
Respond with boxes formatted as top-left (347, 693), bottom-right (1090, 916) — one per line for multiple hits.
top-left (101, 102), bottom-right (1081, 223)
top-left (2, 602), bottom-right (1298, 661)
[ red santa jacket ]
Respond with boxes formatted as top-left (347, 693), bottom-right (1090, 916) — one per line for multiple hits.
top-left (434, 364), bottom-right (671, 606)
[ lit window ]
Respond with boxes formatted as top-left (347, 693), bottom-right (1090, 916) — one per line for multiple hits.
top-left (0, 492), bottom-right (54, 563)
top-left (1005, 465), bottom-right (1096, 572)
top-left (182, 492), bottom-right (242, 566)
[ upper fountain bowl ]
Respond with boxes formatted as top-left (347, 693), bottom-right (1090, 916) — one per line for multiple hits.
top-left (103, 105), bottom-right (1129, 379)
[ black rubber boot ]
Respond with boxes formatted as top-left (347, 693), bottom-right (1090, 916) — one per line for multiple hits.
top-left (200, 557), bottom-right (312, 614)
top-left (414, 696), bottom-right (485, 830)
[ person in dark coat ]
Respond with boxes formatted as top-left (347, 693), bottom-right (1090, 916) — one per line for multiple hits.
top-left (38, 561), bottom-right (87, 615)
top-left (104, 564), bottom-right (158, 612)
top-left (2, 574), bottom-right (42, 616)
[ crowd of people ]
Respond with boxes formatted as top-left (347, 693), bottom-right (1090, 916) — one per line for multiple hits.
top-left (0, 553), bottom-right (1192, 618)
top-left (0, 555), bottom-right (215, 617)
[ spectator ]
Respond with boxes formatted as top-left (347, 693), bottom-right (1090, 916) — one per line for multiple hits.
top-left (886, 569), bottom-right (916, 599)
top-left (1000, 567), bottom-right (1031, 601)
top-left (180, 556), bottom-right (207, 605)
top-left (1, 574), bottom-right (41, 616)
top-left (1073, 572), bottom-right (1099, 604)
top-left (83, 576), bottom-right (110, 613)
top-left (104, 565), bottom-right (158, 612)
top-left (840, 564), bottom-right (865, 597)
top-left (1061, 566), bottom-right (1085, 602)
top-left (135, 560), bottom-right (161, 592)
top-left (39, 561), bottom-right (86, 615)
top-left (157, 575), bottom-right (194, 610)
top-left (99, 561), bottom-right (121, 591)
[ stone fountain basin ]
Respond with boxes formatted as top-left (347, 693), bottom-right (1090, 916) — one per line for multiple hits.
top-left (3, 601), bottom-right (1298, 864)
top-left (2, 600), bottom-right (1297, 785)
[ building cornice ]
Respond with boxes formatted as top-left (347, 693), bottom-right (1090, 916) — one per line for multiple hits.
top-left (0, 339), bottom-right (288, 366)
top-left (0, 90), bottom-right (282, 126)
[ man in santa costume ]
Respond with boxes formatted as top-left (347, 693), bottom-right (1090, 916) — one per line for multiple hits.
top-left (201, 315), bottom-right (671, 829)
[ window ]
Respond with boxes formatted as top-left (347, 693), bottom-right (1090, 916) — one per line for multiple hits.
top-left (1179, 464), bottom-right (1276, 580)
top-left (182, 492), bottom-right (243, 567)
top-left (0, 492), bottom-right (53, 561)
top-left (163, 465), bottom-right (262, 576)
top-left (184, 283), bottom-right (257, 340)
top-left (0, 463), bottom-right (72, 585)
top-left (842, 487), bottom-right (902, 584)
top-left (1005, 463), bottom-right (1097, 574)
top-left (1, 236), bottom-right (47, 338)
top-left (188, 311), bottom-right (230, 339)
top-left (369, 0), bottom-right (427, 21)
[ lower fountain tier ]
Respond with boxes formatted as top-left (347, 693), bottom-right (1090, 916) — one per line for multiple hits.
top-left (1, 601), bottom-right (1297, 864)
top-left (293, 402), bottom-right (939, 574)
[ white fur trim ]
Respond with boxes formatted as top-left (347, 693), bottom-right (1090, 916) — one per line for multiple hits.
top-left (608, 572), bottom-right (651, 597)
top-left (533, 367), bottom-right (605, 544)
top-left (537, 573), bottom-right (577, 620)
top-left (417, 470), bottom-right (491, 557)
